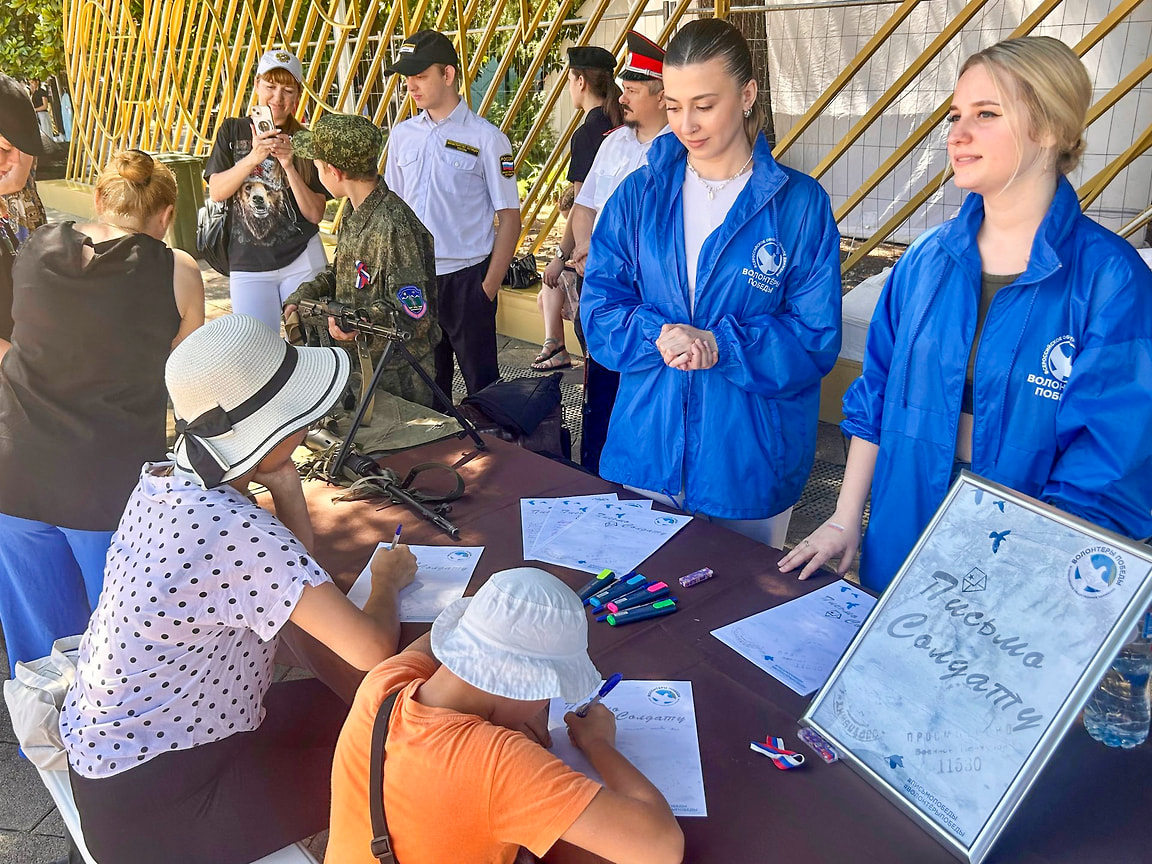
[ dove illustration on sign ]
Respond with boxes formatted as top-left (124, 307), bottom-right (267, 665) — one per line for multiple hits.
top-left (887, 754), bottom-right (904, 769)
top-left (989, 530), bottom-right (1011, 553)
top-left (993, 500), bottom-right (1005, 512)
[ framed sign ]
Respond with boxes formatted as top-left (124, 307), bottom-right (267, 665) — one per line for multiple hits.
top-left (802, 472), bottom-right (1152, 864)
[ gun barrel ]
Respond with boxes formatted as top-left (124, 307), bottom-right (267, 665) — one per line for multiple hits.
top-left (296, 299), bottom-right (411, 342)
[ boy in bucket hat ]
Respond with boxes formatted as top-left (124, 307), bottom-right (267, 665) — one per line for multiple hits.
top-left (59, 313), bottom-right (421, 863)
top-left (327, 567), bottom-right (685, 864)
top-left (283, 113), bottom-right (441, 409)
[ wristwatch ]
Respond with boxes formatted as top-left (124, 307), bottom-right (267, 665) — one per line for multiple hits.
top-left (555, 247), bottom-right (571, 262)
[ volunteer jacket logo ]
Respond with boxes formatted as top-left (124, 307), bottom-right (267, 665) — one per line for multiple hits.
top-left (745, 238), bottom-right (787, 293)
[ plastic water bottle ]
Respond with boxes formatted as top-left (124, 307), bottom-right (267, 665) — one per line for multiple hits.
top-left (1083, 611), bottom-right (1152, 748)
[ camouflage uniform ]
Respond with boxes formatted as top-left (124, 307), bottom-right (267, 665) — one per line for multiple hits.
top-left (286, 117), bottom-right (440, 408)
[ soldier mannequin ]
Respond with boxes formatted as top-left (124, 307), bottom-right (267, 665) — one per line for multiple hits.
top-left (283, 114), bottom-right (441, 408)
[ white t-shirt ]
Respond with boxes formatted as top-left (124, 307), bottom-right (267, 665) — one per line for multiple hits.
top-left (682, 168), bottom-right (752, 313)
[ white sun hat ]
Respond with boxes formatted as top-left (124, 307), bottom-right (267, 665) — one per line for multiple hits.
top-left (256, 48), bottom-right (304, 83)
top-left (166, 314), bottom-right (349, 488)
top-left (431, 568), bottom-right (603, 703)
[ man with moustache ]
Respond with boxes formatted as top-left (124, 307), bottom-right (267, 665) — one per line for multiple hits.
top-left (568, 31), bottom-right (670, 474)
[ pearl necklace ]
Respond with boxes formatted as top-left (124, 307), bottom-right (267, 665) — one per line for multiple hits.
top-left (686, 152), bottom-right (754, 200)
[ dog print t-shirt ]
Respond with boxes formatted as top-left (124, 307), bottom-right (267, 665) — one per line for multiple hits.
top-left (204, 117), bottom-right (328, 272)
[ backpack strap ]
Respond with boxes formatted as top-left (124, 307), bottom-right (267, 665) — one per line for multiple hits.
top-left (369, 690), bottom-right (403, 864)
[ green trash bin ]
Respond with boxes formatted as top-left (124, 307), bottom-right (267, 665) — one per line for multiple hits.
top-left (152, 152), bottom-right (206, 257)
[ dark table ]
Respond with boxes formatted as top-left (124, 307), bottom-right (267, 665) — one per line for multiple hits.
top-left (297, 435), bottom-right (1151, 864)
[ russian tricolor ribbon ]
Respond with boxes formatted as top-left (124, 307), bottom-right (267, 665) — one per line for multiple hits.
top-left (750, 736), bottom-right (806, 770)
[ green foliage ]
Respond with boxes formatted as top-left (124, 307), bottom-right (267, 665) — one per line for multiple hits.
top-left (0, 0), bottom-right (66, 80)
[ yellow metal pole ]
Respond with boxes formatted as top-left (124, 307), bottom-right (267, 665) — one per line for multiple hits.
top-left (1078, 123), bottom-right (1152, 210)
top-left (841, 166), bottom-right (952, 274)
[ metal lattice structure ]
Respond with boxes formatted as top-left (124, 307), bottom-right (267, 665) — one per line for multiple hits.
top-left (62, 0), bottom-right (1151, 269)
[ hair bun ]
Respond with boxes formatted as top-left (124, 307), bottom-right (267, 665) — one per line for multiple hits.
top-left (116, 150), bottom-right (155, 185)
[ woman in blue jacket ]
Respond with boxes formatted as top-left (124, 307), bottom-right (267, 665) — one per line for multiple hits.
top-left (780, 36), bottom-right (1152, 590)
top-left (580, 18), bottom-right (842, 547)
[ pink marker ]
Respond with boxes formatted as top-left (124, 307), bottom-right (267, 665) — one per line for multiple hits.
top-left (606, 582), bottom-right (670, 613)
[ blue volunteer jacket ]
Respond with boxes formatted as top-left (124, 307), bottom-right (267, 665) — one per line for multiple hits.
top-left (843, 176), bottom-right (1152, 591)
top-left (581, 133), bottom-right (842, 520)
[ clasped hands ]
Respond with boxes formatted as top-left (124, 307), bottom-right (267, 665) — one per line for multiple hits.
top-left (656, 323), bottom-right (718, 371)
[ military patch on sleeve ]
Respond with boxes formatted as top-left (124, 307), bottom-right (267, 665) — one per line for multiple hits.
top-left (397, 285), bottom-right (427, 319)
top-left (500, 154), bottom-right (515, 178)
top-left (445, 139), bottom-right (480, 156)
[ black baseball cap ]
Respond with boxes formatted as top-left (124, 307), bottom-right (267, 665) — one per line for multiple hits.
top-left (383, 30), bottom-right (460, 76)
top-left (0, 73), bottom-right (44, 157)
top-left (567, 46), bottom-right (616, 72)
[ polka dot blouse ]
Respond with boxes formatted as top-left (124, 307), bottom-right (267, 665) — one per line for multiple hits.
top-left (60, 463), bottom-right (331, 778)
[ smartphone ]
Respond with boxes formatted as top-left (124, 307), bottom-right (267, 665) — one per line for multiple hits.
top-left (249, 105), bottom-right (278, 136)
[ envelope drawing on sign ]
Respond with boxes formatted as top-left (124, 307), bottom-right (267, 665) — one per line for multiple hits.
top-left (520, 495), bottom-right (617, 557)
top-left (548, 680), bottom-right (707, 817)
top-left (348, 544), bottom-right (484, 622)
top-left (531, 506), bottom-right (691, 574)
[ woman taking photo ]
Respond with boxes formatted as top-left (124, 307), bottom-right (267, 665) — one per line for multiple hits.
top-left (535, 45), bottom-right (623, 371)
top-left (204, 48), bottom-right (328, 332)
top-left (580, 19), bottom-right (842, 547)
top-left (0, 150), bottom-right (203, 674)
top-left (780, 37), bottom-right (1152, 590)
top-left (61, 314), bottom-right (418, 863)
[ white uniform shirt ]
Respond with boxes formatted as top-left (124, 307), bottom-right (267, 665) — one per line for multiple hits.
top-left (575, 124), bottom-right (671, 226)
top-left (385, 99), bottom-right (521, 275)
top-left (682, 169), bottom-right (752, 313)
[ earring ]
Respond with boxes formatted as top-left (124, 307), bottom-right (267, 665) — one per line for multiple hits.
top-left (743, 107), bottom-right (752, 118)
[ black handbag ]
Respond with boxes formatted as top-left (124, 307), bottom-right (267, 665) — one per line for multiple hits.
top-left (196, 198), bottom-right (231, 275)
top-left (504, 253), bottom-right (540, 290)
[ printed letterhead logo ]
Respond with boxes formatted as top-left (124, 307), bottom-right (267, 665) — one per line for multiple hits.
top-left (448, 550), bottom-right (472, 561)
top-left (744, 238), bottom-right (787, 294)
top-left (1068, 546), bottom-right (1125, 598)
top-left (654, 516), bottom-right (678, 527)
top-left (648, 686), bottom-right (680, 706)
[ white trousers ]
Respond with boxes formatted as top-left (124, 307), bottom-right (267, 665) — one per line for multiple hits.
top-left (228, 234), bottom-right (327, 332)
top-left (627, 486), bottom-right (794, 550)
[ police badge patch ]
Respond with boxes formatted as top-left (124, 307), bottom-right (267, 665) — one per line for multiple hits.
top-left (397, 285), bottom-right (427, 319)
top-left (500, 154), bottom-right (515, 178)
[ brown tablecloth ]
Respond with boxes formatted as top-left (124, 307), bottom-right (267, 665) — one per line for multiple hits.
top-left (296, 434), bottom-right (1152, 864)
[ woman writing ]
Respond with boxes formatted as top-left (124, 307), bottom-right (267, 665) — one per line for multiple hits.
top-left (780, 37), bottom-right (1152, 590)
top-left (204, 49), bottom-right (328, 332)
top-left (61, 314), bottom-right (419, 864)
top-left (534, 45), bottom-right (623, 371)
top-left (580, 19), bottom-right (842, 547)
top-left (0, 150), bottom-right (203, 673)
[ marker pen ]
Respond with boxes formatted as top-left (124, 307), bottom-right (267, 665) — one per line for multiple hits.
top-left (587, 574), bottom-right (646, 608)
top-left (606, 582), bottom-right (670, 613)
top-left (576, 569), bottom-right (616, 601)
top-left (606, 598), bottom-right (678, 626)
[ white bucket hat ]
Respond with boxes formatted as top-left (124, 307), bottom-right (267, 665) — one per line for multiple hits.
top-left (431, 568), bottom-right (602, 703)
top-left (256, 48), bottom-right (304, 83)
top-left (166, 314), bottom-right (349, 488)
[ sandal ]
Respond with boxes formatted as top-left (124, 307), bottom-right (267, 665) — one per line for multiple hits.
top-left (531, 339), bottom-right (572, 371)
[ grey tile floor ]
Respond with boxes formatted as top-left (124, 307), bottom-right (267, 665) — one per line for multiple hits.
top-left (3, 212), bottom-right (855, 862)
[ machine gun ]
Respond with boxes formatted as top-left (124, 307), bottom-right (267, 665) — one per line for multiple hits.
top-left (295, 299), bottom-right (484, 539)
top-left (303, 428), bottom-right (461, 539)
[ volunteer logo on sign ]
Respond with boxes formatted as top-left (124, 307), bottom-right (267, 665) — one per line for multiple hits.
top-left (648, 686), bottom-right (680, 706)
top-left (1068, 546), bottom-right (1124, 598)
top-left (744, 238), bottom-right (786, 293)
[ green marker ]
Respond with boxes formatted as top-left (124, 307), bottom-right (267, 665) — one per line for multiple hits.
top-left (606, 598), bottom-right (677, 626)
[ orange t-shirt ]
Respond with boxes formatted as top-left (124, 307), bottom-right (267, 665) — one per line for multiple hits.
top-left (327, 652), bottom-right (602, 864)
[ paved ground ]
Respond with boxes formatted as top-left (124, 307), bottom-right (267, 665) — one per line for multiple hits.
top-left (1, 210), bottom-right (854, 862)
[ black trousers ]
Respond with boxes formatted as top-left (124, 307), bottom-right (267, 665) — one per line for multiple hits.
top-left (574, 275), bottom-right (621, 476)
top-left (69, 678), bottom-right (347, 864)
top-left (435, 258), bottom-right (499, 407)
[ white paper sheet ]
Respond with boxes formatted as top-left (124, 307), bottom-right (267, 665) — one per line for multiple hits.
top-left (531, 503), bottom-right (690, 575)
top-left (527, 497), bottom-right (652, 559)
top-left (348, 544), bottom-right (484, 622)
top-left (711, 580), bottom-right (877, 695)
top-left (520, 494), bottom-right (618, 558)
top-left (548, 680), bottom-right (707, 817)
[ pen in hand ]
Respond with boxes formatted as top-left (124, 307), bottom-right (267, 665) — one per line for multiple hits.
top-left (388, 524), bottom-right (403, 550)
top-left (575, 673), bottom-right (623, 717)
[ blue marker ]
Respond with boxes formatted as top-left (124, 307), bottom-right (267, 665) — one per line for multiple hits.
top-left (607, 582), bottom-right (670, 612)
top-left (576, 569), bottom-right (616, 601)
top-left (587, 574), bottom-right (647, 608)
top-left (606, 598), bottom-right (678, 626)
top-left (575, 673), bottom-right (623, 717)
